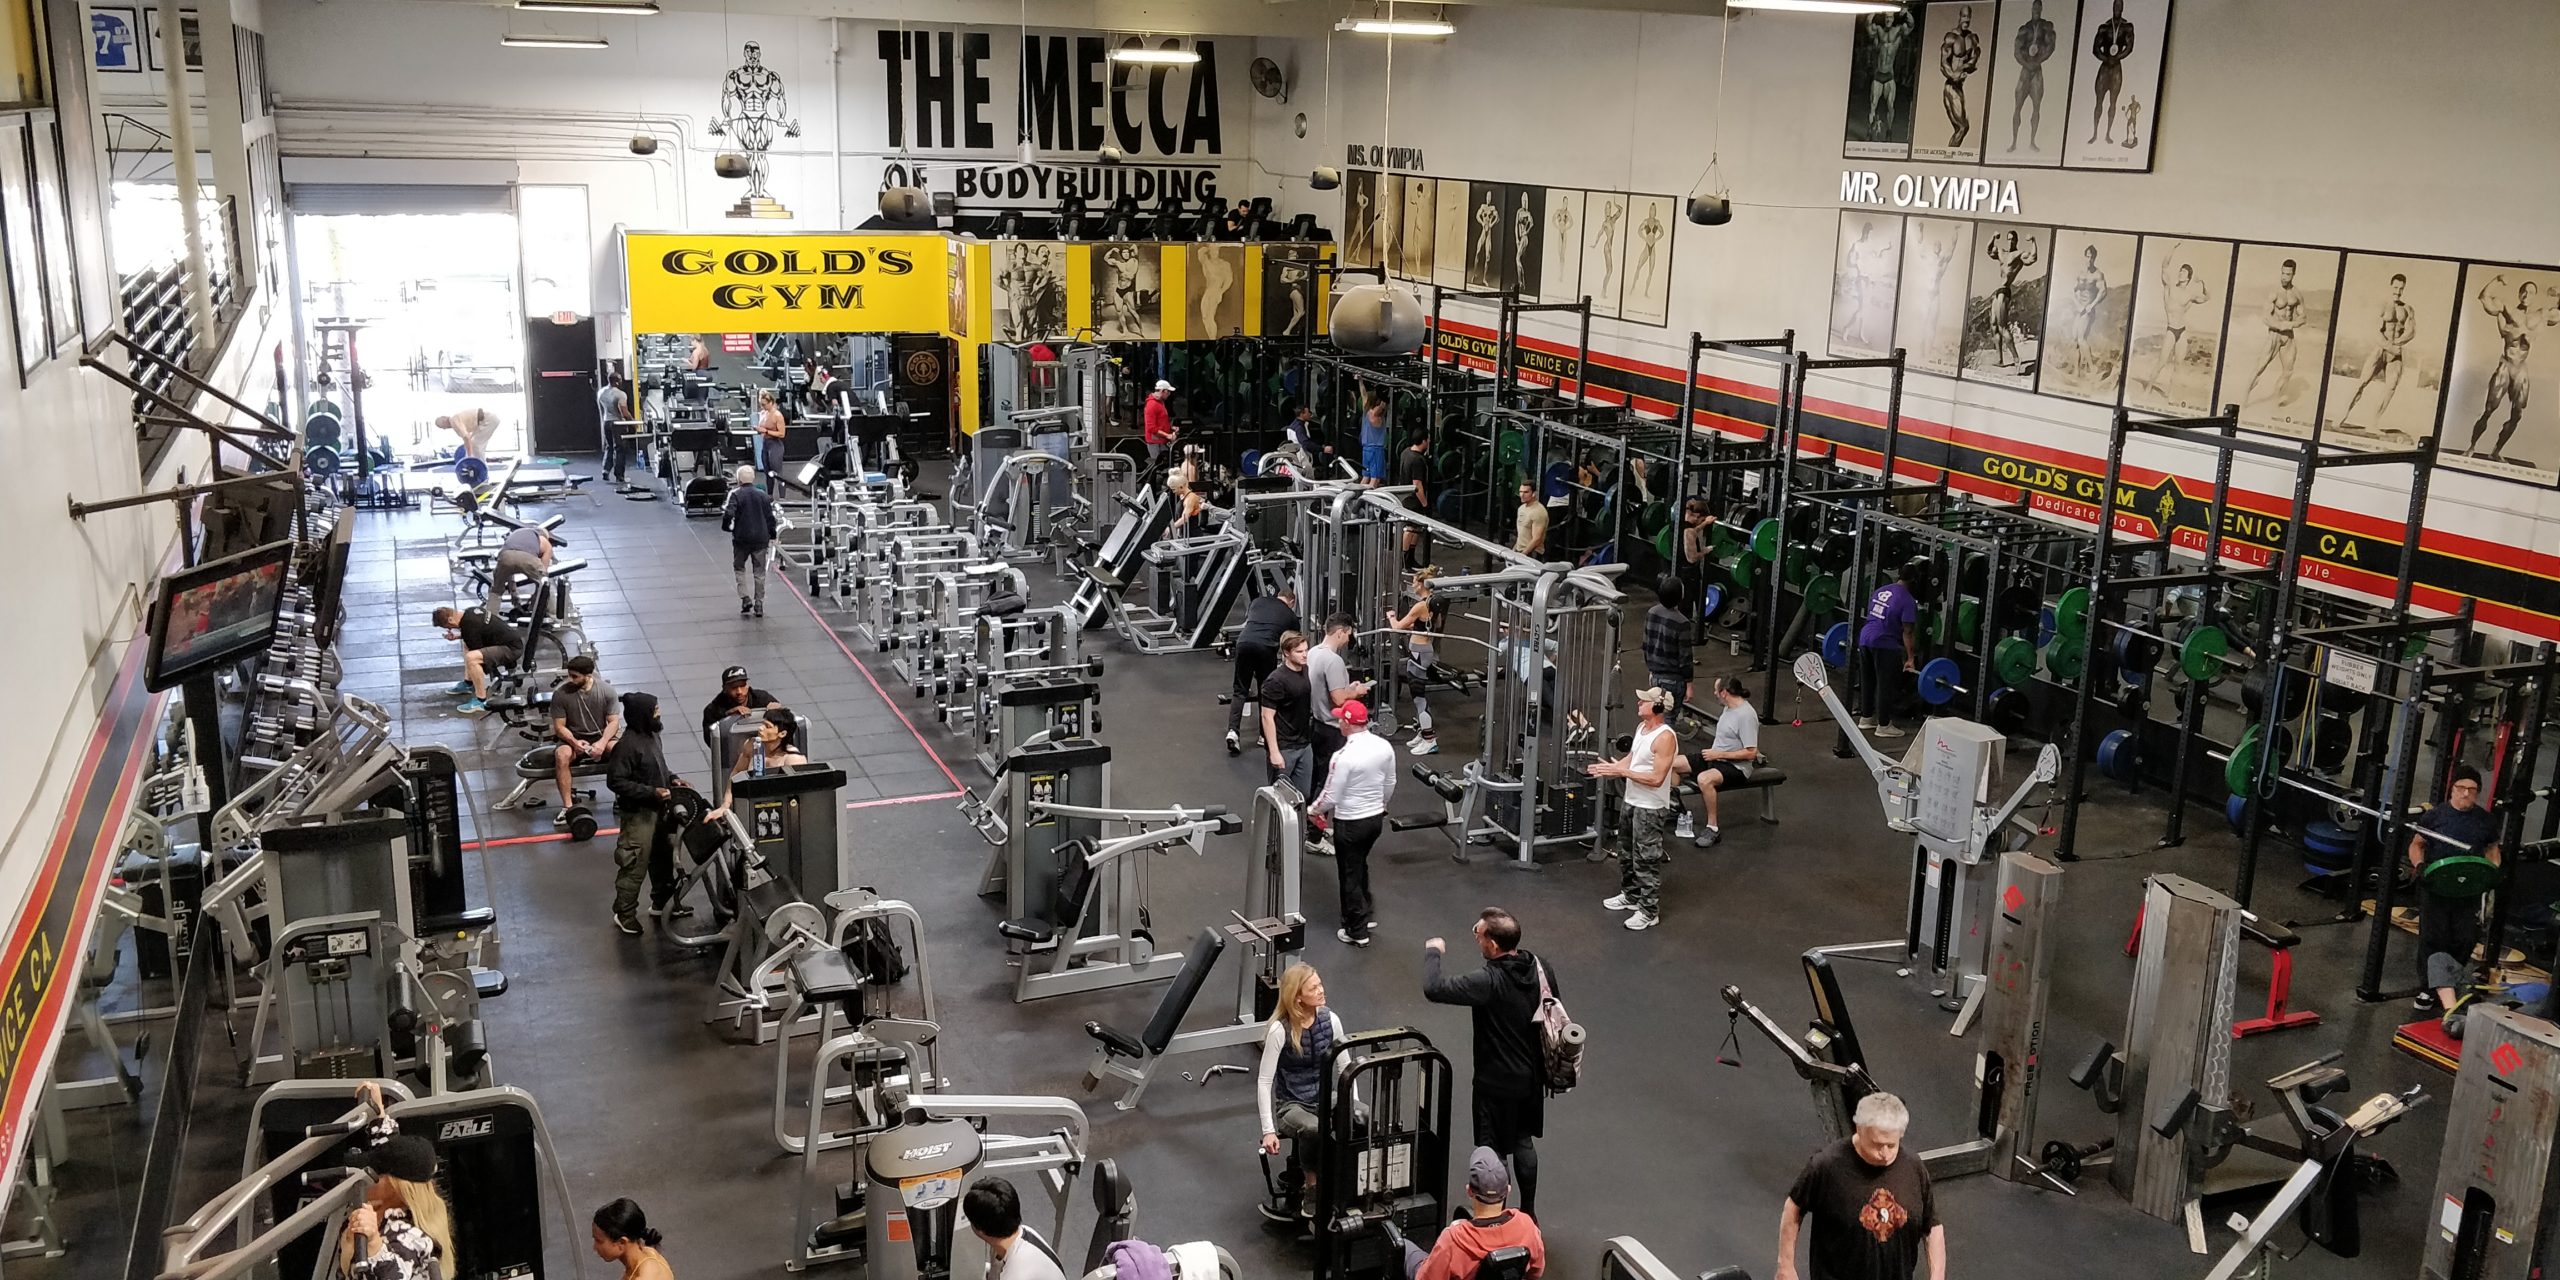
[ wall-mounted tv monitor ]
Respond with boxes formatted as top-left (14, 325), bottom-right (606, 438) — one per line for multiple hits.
top-left (305, 509), bottom-right (354, 649)
top-left (145, 541), bottom-right (294, 692)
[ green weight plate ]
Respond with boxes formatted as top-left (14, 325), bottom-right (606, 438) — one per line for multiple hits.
top-left (2045, 634), bottom-right (2085, 682)
top-left (2421, 855), bottom-right (2501, 899)
top-left (2181, 625), bottom-right (2231, 684)
top-left (1994, 636), bottom-right (2038, 690)
top-left (1496, 431), bottom-right (1526, 468)
top-left (1784, 554), bottom-right (1814, 587)
top-left (2403, 632), bottom-right (2431, 662)
top-left (306, 398), bottom-right (341, 421)
top-left (2053, 586), bottom-right (2091, 636)
top-left (1731, 551), bottom-right (1760, 590)
top-left (1636, 501), bottom-right (1672, 539)
top-left (1653, 525), bottom-right (1676, 560)
top-left (1750, 518), bottom-right (1782, 560)
top-left (1804, 573), bottom-right (1840, 619)
top-left (1710, 523), bottom-right (1742, 557)
top-left (2224, 725), bottom-right (2264, 796)
top-left (2053, 614), bottom-right (2087, 652)
top-left (1956, 597), bottom-right (1982, 647)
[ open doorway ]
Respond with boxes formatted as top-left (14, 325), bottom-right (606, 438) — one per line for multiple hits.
top-left (293, 209), bottom-right (528, 465)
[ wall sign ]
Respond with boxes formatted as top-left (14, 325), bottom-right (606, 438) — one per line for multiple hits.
top-left (623, 233), bottom-right (951, 334)
top-left (1841, 169), bottom-right (2022, 215)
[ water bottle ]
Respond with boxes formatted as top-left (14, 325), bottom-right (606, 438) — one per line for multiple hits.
top-left (751, 732), bottom-right (768, 778)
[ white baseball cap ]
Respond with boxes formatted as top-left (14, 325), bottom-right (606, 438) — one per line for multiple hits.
top-left (1153, 379), bottom-right (1175, 393)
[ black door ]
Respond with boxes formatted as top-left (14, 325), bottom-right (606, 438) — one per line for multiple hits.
top-left (525, 316), bottom-right (599, 455)
top-left (889, 334), bottom-right (956, 458)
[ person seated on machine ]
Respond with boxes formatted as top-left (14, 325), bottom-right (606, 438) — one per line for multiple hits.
top-left (962, 1176), bottom-right (1067, 1280)
top-left (1383, 1148), bottom-right (1546, 1280)
top-left (700, 665), bottom-right (779, 751)
top-left (1166, 473), bottom-right (1209, 537)
top-left (549, 655), bottom-right (622, 827)
top-left (2410, 765), bottom-right (2504, 1039)
top-left (703, 707), bottom-right (808, 823)
top-left (1257, 963), bottom-right (1356, 1224)
top-left (339, 1081), bottom-right (459, 1280)
top-left (1385, 567), bottom-right (1445, 756)
top-left (430, 604), bottom-right (522, 714)
top-left (1668, 676), bottom-right (1758, 850)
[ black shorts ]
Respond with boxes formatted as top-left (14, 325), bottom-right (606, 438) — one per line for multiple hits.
top-left (1694, 758), bottom-right (1750, 787)
top-left (1473, 1089), bottom-right (1545, 1151)
top-left (473, 644), bottom-right (520, 670)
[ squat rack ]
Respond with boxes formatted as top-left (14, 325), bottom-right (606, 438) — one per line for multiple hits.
top-left (2052, 405), bottom-right (2442, 872)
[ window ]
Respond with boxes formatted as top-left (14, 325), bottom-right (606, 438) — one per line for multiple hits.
top-left (0, 0), bottom-right (42, 109)
top-left (518, 184), bottom-right (589, 318)
top-left (1, 118), bottom-right (45, 373)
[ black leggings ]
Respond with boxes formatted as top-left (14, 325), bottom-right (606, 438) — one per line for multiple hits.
top-left (1861, 646), bottom-right (1905, 724)
top-left (1231, 644), bottom-right (1278, 733)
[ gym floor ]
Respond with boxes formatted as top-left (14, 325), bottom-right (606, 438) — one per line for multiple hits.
top-left (45, 478), bottom-right (2463, 1280)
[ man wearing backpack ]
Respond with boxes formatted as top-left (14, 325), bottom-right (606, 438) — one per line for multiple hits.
top-left (1423, 908), bottom-right (1561, 1215)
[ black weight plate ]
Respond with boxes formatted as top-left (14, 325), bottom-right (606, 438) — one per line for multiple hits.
top-left (1983, 687), bottom-right (2031, 735)
top-left (1994, 584), bottom-right (2043, 632)
top-left (1958, 552), bottom-right (1990, 598)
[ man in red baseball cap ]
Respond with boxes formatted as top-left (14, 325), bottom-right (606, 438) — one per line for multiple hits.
top-left (1310, 699), bottom-right (1397, 947)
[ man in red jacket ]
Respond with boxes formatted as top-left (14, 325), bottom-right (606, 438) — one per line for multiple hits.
top-left (1143, 379), bottom-right (1177, 471)
top-left (1389, 1147), bottom-right (1545, 1280)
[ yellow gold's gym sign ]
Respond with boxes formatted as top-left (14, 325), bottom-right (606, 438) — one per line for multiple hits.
top-left (624, 233), bottom-right (952, 334)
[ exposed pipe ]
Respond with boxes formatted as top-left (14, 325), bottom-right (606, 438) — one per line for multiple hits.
top-left (159, 0), bottom-right (217, 350)
top-left (831, 18), bottom-right (845, 226)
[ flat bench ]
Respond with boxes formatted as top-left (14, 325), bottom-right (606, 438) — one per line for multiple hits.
top-left (1673, 758), bottom-right (1787, 824)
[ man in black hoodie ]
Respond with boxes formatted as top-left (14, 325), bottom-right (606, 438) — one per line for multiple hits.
top-left (722, 465), bottom-right (779, 618)
top-left (1423, 907), bottom-right (1556, 1214)
top-left (605, 692), bottom-right (689, 934)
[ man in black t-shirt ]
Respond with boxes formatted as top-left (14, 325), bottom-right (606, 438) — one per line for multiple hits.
top-left (2410, 764), bottom-right (2504, 1037)
top-left (1778, 1092), bottom-right (1943, 1280)
top-left (1397, 432), bottom-right (1433, 568)
top-left (430, 605), bottom-right (522, 713)
top-left (1260, 631), bottom-right (1316, 797)
top-left (701, 664), bottom-right (780, 750)
top-left (1229, 586), bottom-right (1300, 755)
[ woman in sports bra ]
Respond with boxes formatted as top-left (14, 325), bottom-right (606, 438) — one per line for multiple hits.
top-left (1385, 566), bottom-right (1444, 756)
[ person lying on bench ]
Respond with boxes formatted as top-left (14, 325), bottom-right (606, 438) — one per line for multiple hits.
top-left (1670, 675), bottom-right (1759, 849)
top-left (1384, 1148), bottom-right (1546, 1280)
top-left (703, 707), bottom-right (807, 823)
top-left (549, 656), bottom-right (621, 826)
top-left (431, 604), bottom-right (521, 714)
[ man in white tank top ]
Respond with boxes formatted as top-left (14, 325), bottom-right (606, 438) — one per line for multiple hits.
top-left (1587, 687), bottom-right (1680, 931)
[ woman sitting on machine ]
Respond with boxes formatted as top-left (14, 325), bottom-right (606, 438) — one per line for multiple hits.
top-left (337, 1082), bottom-right (458, 1280)
top-left (703, 706), bottom-right (809, 823)
top-left (1257, 963), bottom-right (1357, 1224)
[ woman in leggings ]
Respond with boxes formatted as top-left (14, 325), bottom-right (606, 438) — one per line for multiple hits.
top-left (1386, 566), bottom-right (1444, 756)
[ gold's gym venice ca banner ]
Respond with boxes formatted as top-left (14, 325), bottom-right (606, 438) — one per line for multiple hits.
top-left (625, 233), bottom-right (954, 335)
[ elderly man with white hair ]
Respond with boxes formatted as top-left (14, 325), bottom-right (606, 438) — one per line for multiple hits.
top-left (1777, 1091), bottom-right (1945, 1280)
top-left (720, 464), bottom-right (779, 618)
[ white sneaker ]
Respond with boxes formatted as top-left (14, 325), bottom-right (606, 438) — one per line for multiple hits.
top-left (1410, 735), bottom-right (1439, 756)
top-left (1602, 894), bottom-right (1632, 911)
top-left (1624, 911), bottom-right (1659, 931)
top-left (1874, 723), bottom-right (1907, 739)
top-left (1674, 812), bottom-right (1695, 839)
top-left (1855, 717), bottom-right (1877, 730)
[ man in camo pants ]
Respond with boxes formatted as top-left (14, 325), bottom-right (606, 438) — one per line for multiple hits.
top-left (1588, 687), bottom-right (1680, 932)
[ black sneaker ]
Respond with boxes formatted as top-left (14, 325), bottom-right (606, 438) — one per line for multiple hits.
top-left (663, 902), bottom-right (693, 920)
top-left (754, 603), bottom-right (765, 618)
top-left (2413, 992), bottom-right (2441, 1014)
top-left (740, 599), bottom-right (754, 616)
top-left (2442, 1009), bottom-right (2467, 1040)
top-left (1257, 1202), bottom-right (1299, 1225)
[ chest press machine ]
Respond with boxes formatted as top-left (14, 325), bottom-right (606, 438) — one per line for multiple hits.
top-left (1790, 652), bottom-right (2060, 1035)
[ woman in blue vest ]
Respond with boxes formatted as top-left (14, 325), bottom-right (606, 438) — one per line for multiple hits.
top-left (1256, 963), bottom-right (1354, 1222)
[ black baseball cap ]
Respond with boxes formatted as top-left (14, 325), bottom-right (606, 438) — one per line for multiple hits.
top-left (722, 665), bottom-right (751, 688)
top-left (359, 1135), bottom-right (438, 1183)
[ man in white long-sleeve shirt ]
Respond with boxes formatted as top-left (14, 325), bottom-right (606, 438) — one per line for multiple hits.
top-left (1311, 699), bottom-right (1396, 947)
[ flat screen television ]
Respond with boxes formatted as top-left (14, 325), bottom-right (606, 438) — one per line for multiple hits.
top-left (145, 540), bottom-right (294, 692)
top-left (305, 509), bottom-right (355, 649)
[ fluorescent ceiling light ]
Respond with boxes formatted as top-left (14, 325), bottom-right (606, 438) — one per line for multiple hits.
top-left (1109, 47), bottom-right (1202, 65)
top-left (1725, 0), bottom-right (1904, 13)
top-left (515, 0), bottom-right (659, 14)
top-left (500, 33), bottom-right (611, 47)
top-left (1335, 18), bottom-right (1455, 36)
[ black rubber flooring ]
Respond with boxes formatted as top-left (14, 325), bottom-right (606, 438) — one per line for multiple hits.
top-left (43, 477), bottom-right (2464, 1280)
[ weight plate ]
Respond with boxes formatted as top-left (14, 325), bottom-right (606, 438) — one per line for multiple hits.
top-left (306, 398), bottom-right (341, 421)
top-left (2054, 586), bottom-right (2091, 636)
top-left (1983, 687), bottom-right (2031, 735)
top-left (455, 455), bottom-right (491, 486)
top-left (1730, 551), bottom-right (1760, 590)
top-left (1958, 552), bottom-right (1990, 597)
top-left (1916, 656), bottom-right (1965, 706)
top-left (1710, 523), bottom-right (1742, 557)
top-left (2301, 820), bottom-right (2359, 860)
top-left (1821, 622), bottom-right (1853, 669)
top-left (2097, 729), bottom-right (2140, 783)
top-left (1993, 636), bottom-right (2038, 690)
top-left (2115, 686), bottom-right (2150, 721)
top-left (1240, 448), bottom-right (1264, 474)
top-left (2227, 793), bottom-right (2253, 834)
top-left (2037, 605), bottom-right (2058, 649)
top-left (1994, 584), bottom-right (2044, 632)
top-left (1496, 431), bottom-right (1525, 469)
top-left (1784, 554), bottom-right (1814, 587)
top-left (1653, 525), bottom-right (1676, 561)
top-left (1785, 505), bottom-right (1821, 542)
top-left (1813, 532), bottom-right (1856, 574)
top-left (1637, 500), bottom-right (1673, 539)
top-left (1750, 517), bottom-right (1783, 560)
top-left (2224, 725), bottom-right (2265, 796)
top-left (2312, 714), bottom-right (2353, 772)
top-left (2045, 633), bottom-right (2085, 682)
top-left (1804, 572), bottom-right (1841, 619)
top-left (1540, 461), bottom-right (1576, 501)
top-left (2180, 625), bottom-right (2232, 683)
top-left (1956, 597), bottom-right (1983, 648)
top-left (1700, 583), bottom-right (1730, 624)
top-left (2422, 855), bottom-right (2501, 899)
top-left (2402, 632), bottom-right (2430, 662)
top-left (2113, 629), bottom-right (2163, 676)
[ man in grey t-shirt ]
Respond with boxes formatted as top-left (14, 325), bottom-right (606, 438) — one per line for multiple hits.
top-left (1676, 675), bottom-right (1759, 848)
top-left (547, 654), bottom-right (621, 822)
top-left (1304, 615), bottom-right (1374, 853)
top-left (488, 523), bottom-right (554, 615)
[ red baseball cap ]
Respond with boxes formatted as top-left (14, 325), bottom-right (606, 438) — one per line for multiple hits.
top-left (1339, 700), bottom-right (1370, 727)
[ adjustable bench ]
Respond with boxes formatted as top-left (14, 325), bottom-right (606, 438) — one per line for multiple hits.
top-left (1080, 928), bottom-right (1230, 1108)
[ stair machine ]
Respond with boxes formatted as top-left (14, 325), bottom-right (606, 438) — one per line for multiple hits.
top-left (1790, 652), bottom-right (2062, 1034)
top-left (1078, 782), bottom-right (1309, 1110)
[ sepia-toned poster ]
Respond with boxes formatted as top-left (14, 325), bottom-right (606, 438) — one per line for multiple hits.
top-left (2124, 237), bottom-right (2234, 417)
top-left (1959, 222), bottom-right (2051, 389)
top-left (1463, 181), bottom-right (1508, 290)
top-left (1261, 246), bottom-right (1319, 340)
top-left (1893, 216), bottom-right (1973, 376)
top-left (1984, 0), bottom-right (2078, 168)
top-left (1584, 192), bottom-right (1631, 320)
top-left (2322, 254), bottom-right (2460, 450)
top-left (1504, 185), bottom-right (1546, 298)
top-left (1829, 212), bottom-right (1904, 359)
top-left (989, 240), bottom-right (1068, 343)
top-left (1089, 242), bottom-right (1161, 341)
top-left (2443, 263), bottom-right (2560, 485)
top-left (1433, 179), bottom-right (1470, 289)
top-left (2225, 244), bottom-right (2340, 437)
top-left (1398, 177), bottom-right (1436, 282)
top-left (2036, 228), bottom-right (2138, 404)
top-left (2060, 0), bottom-right (2171, 172)
top-left (1539, 187), bottom-right (1584, 305)
top-left (1620, 194), bottom-right (1673, 325)
top-left (1341, 168), bottom-right (1381, 269)
top-left (1842, 8), bottom-right (1922, 158)
top-left (1186, 244), bottom-right (1246, 340)
top-left (1911, 3), bottom-right (1992, 163)
top-left (1376, 173), bottom-right (1405, 277)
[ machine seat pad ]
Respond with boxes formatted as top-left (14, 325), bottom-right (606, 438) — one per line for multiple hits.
top-left (418, 908), bottom-right (498, 935)
top-left (1084, 1021), bottom-right (1146, 1060)
top-left (471, 967), bottom-right (509, 998)
top-left (998, 918), bottom-right (1059, 944)
top-left (792, 947), bottom-right (867, 1002)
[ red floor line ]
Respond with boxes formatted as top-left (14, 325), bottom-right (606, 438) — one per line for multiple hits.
top-left (847, 789), bottom-right (966, 810)
top-left (462, 828), bottom-right (621, 850)
top-left (780, 574), bottom-right (966, 791)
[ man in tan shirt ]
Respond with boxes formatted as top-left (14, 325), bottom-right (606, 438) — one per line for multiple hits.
top-left (1513, 481), bottom-right (1549, 557)
top-left (437, 408), bottom-right (502, 460)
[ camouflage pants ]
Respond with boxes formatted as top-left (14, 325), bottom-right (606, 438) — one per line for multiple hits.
top-left (611, 807), bottom-right (671, 922)
top-left (1621, 805), bottom-right (1674, 916)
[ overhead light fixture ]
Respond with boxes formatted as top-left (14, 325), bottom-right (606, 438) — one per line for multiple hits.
top-left (1109, 47), bottom-right (1201, 65)
top-left (514, 0), bottom-right (658, 13)
top-left (1725, 0), bottom-right (1904, 14)
top-left (1335, 18), bottom-right (1455, 37)
top-left (501, 33), bottom-right (611, 47)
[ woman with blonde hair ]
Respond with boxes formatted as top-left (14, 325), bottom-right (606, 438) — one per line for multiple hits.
top-left (339, 1082), bottom-right (457, 1280)
top-left (1255, 962), bottom-right (1353, 1222)
top-left (1384, 566), bottom-right (1446, 755)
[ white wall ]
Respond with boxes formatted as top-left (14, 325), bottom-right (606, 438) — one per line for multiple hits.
top-left (1251, 0), bottom-right (2560, 634)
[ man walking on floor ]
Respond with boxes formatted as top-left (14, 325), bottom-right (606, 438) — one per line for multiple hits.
top-left (1423, 908), bottom-right (1556, 1215)
top-left (1588, 686), bottom-right (1680, 930)
top-left (1312, 700), bottom-right (1395, 947)
top-left (723, 464), bottom-right (778, 618)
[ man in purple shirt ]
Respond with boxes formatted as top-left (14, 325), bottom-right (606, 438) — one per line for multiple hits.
top-left (1856, 561), bottom-right (1926, 739)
